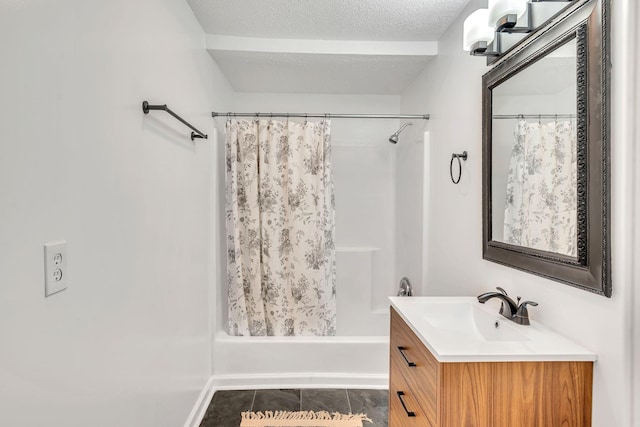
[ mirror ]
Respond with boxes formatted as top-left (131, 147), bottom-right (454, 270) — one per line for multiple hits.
top-left (482, 0), bottom-right (611, 297)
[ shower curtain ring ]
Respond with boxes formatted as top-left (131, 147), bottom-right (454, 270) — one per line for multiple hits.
top-left (450, 151), bottom-right (468, 184)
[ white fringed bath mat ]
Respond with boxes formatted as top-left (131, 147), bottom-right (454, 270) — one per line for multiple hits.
top-left (240, 410), bottom-right (372, 427)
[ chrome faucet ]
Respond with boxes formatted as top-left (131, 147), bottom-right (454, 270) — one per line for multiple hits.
top-left (477, 287), bottom-right (537, 325)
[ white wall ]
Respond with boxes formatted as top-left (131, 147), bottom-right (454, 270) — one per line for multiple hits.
top-left (213, 93), bottom-right (402, 337)
top-left (0, 1), bottom-right (233, 426)
top-left (401, 0), bottom-right (637, 426)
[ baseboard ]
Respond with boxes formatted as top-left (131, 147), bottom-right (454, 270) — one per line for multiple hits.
top-left (182, 376), bottom-right (216, 427)
top-left (210, 372), bottom-right (389, 390)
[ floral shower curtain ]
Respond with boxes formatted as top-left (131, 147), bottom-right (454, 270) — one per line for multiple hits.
top-left (503, 118), bottom-right (577, 256)
top-left (225, 119), bottom-right (336, 336)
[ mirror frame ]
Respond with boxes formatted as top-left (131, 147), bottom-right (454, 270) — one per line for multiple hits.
top-left (482, 0), bottom-right (611, 297)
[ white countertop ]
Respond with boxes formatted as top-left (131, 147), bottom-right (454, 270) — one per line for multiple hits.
top-left (390, 296), bottom-right (597, 363)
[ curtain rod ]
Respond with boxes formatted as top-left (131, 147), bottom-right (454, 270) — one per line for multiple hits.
top-left (211, 112), bottom-right (430, 120)
top-left (492, 114), bottom-right (577, 119)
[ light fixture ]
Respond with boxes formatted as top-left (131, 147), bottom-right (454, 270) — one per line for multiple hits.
top-left (463, 0), bottom-right (575, 63)
top-left (488, 0), bottom-right (528, 31)
top-left (463, 9), bottom-right (496, 54)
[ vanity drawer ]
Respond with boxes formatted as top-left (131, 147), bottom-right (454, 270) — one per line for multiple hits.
top-left (389, 368), bottom-right (433, 427)
top-left (390, 308), bottom-right (439, 425)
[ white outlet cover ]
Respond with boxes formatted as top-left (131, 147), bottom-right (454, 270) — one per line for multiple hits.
top-left (44, 240), bottom-right (68, 297)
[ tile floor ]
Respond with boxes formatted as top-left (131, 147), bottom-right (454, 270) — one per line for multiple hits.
top-left (199, 389), bottom-right (388, 427)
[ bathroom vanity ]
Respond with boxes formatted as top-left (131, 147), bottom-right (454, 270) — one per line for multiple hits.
top-left (388, 297), bottom-right (595, 427)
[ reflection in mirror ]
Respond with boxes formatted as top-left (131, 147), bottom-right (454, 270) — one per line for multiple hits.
top-left (490, 38), bottom-right (577, 257)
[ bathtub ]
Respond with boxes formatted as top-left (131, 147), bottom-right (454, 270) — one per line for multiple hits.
top-left (211, 245), bottom-right (395, 389)
top-left (211, 332), bottom-right (389, 389)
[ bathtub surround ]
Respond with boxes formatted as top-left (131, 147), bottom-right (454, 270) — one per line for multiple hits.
top-left (0, 0), bottom-right (233, 426)
top-left (217, 93), bottom-right (403, 333)
top-left (225, 119), bottom-right (336, 336)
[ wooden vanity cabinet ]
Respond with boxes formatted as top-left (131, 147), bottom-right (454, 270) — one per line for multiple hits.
top-left (389, 307), bottom-right (593, 427)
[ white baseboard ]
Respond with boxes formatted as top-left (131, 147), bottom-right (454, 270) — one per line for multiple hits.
top-left (183, 373), bottom-right (388, 427)
top-left (183, 376), bottom-right (217, 427)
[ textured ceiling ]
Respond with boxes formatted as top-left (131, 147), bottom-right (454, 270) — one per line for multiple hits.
top-left (187, 0), bottom-right (472, 41)
top-left (187, 0), bottom-right (473, 94)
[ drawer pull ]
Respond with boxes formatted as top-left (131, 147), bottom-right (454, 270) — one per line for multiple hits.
top-left (397, 346), bottom-right (417, 367)
top-left (396, 391), bottom-right (416, 417)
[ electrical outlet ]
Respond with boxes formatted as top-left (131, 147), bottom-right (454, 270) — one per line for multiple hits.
top-left (44, 241), bottom-right (68, 297)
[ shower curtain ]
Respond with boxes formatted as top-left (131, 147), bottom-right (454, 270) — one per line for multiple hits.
top-left (503, 118), bottom-right (577, 256)
top-left (225, 119), bottom-right (336, 336)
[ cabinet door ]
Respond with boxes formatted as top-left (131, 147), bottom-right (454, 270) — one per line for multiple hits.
top-left (491, 362), bottom-right (593, 427)
top-left (440, 363), bottom-right (493, 427)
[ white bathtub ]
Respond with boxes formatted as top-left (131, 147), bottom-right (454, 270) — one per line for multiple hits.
top-left (211, 332), bottom-right (389, 389)
top-left (211, 246), bottom-right (394, 389)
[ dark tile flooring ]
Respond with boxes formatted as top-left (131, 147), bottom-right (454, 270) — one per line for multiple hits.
top-left (199, 389), bottom-right (388, 427)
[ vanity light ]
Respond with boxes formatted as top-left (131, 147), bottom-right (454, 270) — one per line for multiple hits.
top-left (488, 0), bottom-right (529, 31)
top-left (464, 0), bottom-right (574, 61)
top-left (463, 9), bottom-right (496, 54)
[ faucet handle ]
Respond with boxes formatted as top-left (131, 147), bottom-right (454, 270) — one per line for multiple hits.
top-left (514, 301), bottom-right (538, 325)
top-left (518, 300), bottom-right (538, 308)
top-left (496, 286), bottom-right (508, 295)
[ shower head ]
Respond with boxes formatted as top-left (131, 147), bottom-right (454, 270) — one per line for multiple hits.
top-left (389, 122), bottom-right (413, 144)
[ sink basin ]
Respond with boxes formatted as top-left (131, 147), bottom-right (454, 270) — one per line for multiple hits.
top-left (421, 301), bottom-right (528, 342)
top-left (389, 296), bottom-right (596, 362)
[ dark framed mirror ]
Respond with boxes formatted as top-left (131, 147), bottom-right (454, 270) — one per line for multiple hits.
top-left (482, 0), bottom-right (611, 297)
